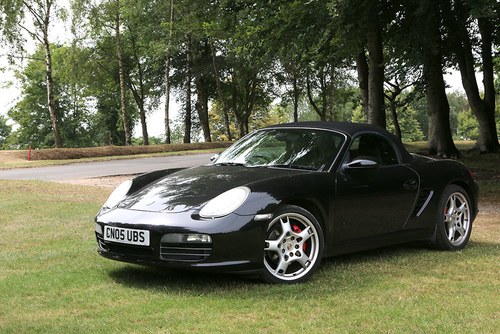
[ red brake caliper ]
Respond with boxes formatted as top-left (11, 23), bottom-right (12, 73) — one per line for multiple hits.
top-left (292, 225), bottom-right (307, 252)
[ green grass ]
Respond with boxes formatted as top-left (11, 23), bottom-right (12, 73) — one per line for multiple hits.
top-left (0, 180), bottom-right (498, 333)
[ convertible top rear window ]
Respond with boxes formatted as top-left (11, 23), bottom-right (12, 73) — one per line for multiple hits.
top-left (214, 128), bottom-right (345, 171)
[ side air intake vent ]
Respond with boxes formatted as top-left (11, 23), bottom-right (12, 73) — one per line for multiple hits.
top-left (414, 190), bottom-right (434, 217)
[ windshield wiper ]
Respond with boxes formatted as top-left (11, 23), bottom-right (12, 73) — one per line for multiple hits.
top-left (213, 162), bottom-right (247, 167)
top-left (269, 164), bottom-right (317, 171)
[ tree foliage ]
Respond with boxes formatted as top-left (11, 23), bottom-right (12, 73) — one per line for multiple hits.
top-left (0, 0), bottom-right (497, 154)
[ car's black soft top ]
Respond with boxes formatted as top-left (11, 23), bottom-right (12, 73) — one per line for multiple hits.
top-left (265, 121), bottom-right (414, 164)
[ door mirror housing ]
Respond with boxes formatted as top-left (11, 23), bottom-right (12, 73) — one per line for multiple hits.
top-left (346, 158), bottom-right (379, 169)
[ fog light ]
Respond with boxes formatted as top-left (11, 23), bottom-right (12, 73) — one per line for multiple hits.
top-left (161, 233), bottom-right (212, 244)
top-left (95, 223), bottom-right (103, 235)
top-left (186, 234), bottom-right (212, 243)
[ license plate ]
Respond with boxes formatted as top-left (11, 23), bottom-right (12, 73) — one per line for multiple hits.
top-left (104, 226), bottom-right (150, 246)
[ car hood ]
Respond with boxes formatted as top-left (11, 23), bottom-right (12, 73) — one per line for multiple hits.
top-left (116, 165), bottom-right (308, 213)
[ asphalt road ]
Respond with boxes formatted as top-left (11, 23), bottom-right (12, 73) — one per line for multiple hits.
top-left (0, 153), bottom-right (214, 181)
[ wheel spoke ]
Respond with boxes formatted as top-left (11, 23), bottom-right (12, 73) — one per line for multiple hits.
top-left (447, 223), bottom-right (455, 241)
top-left (280, 217), bottom-right (292, 235)
top-left (449, 196), bottom-right (457, 212)
top-left (456, 225), bottom-right (466, 237)
top-left (275, 257), bottom-right (289, 275)
top-left (296, 226), bottom-right (314, 242)
top-left (296, 253), bottom-right (310, 269)
top-left (264, 239), bottom-right (281, 253)
top-left (456, 202), bottom-right (467, 215)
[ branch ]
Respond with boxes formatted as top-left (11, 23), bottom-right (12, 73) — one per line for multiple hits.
top-left (0, 53), bottom-right (45, 61)
top-left (18, 23), bottom-right (43, 44)
top-left (22, 1), bottom-right (45, 27)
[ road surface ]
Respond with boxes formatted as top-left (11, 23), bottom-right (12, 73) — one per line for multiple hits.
top-left (0, 153), bottom-right (214, 181)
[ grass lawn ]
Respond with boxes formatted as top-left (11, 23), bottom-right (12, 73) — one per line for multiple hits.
top-left (0, 179), bottom-right (498, 334)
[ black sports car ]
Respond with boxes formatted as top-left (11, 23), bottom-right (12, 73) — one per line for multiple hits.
top-left (95, 122), bottom-right (479, 283)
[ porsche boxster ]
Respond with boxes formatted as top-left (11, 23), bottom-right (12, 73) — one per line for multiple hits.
top-left (95, 122), bottom-right (478, 283)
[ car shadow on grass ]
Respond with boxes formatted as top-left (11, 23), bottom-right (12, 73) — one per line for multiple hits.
top-left (106, 240), bottom-right (497, 294)
top-left (108, 265), bottom-right (260, 293)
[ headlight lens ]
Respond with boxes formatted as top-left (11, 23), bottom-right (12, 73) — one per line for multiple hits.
top-left (103, 180), bottom-right (132, 209)
top-left (199, 186), bottom-right (250, 219)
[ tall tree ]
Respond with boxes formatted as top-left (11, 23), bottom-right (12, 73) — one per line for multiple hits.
top-left (114, 0), bottom-right (131, 145)
top-left (445, 0), bottom-right (499, 153)
top-left (163, 0), bottom-right (174, 144)
top-left (0, 0), bottom-right (64, 147)
top-left (365, 0), bottom-right (386, 128)
top-left (418, 0), bottom-right (460, 157)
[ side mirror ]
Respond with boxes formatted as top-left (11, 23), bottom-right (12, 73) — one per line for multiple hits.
top-left (346, 158), bottom-right (379, 169)
top-left (210, 154), bottom-right (219, 162)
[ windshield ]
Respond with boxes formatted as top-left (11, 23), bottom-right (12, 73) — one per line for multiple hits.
top-left (213, 128), bottom-right (345, 171)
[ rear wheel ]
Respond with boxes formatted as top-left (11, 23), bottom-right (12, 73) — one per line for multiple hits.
top-left (262, 205), bottom-right (324, 284)
top-left (434, 185), bottom-right (472, 250)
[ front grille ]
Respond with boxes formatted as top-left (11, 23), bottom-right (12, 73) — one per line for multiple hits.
top-left (96, 234), bottom-right (153, 257)
top-left (160, 243), bottom-right (212, 262)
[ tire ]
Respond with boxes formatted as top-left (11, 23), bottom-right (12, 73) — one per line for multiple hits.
top-left (262, 205), bottom-right (324, 284)
top-left (433, 185), bottom-right (472, 250)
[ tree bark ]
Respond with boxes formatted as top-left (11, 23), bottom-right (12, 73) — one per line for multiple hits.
top-left (476, 18), bottom-right (499, 152)
top-left (356, 50), bottom-right (369, 120)
top-left (423, 53), bottom-right (460, 158)
top-left (115, 0), bottom-right (131, 146)
top-left (195, 74), bottom-right (211, 142)
top-left (209, 39), bottom-right (232, 141)
top-left (415, 0), bottom-right (459, 157)
top-left (445, 2), bottom-right (499, 153)
top-left (163, 0), bottom-right (174, 144)
top-left (183, 35), bottom-right (192, 144)
top-left (42, 1), bottom-right (62, 148)
top-left (366, 26), bottom-right (386, 128)
top-left (129, 32), bottom-right (148, 145)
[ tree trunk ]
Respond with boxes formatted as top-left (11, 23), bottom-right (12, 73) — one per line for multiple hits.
top-left (356, 50), bottom-right (369, 119)
top-left (163, 0), bottom-right (174, 144)
top-left (416, 0), bottom-right (459, 158)
top-left (42, 1), bottom-right (62, 148)
top-left (385, 89), bottom-right (402, 140)
top-left (476, 18), bottom-right (499, 152)
top-left (209, 39), bottom-right (232, 141)
top-left (366, 26), bottom-right (386, 128)
top-left (423, 55), bottom-right (460, 158)
top-left (129, 34), bottom-right (148, 145)
top-left (306, 69), bottom-right (326, 121)
top-left (130, 89), bottom-right (148, 145)
top-left (445, 2), bottom-right (499, 153)
top-left (292, 73), bottom-right (299, 122)
top-left (115, 0), bottom-right (131, 146)
top-left (183, 35), bottom-right (192, 144)
top-left (195, 75), bottom-right (211, 142)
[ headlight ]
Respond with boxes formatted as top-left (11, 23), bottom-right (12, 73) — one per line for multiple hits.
top-left (199, 186), bottom-right (250, 219)
top-left (103, 180), bottom-right (132, 210)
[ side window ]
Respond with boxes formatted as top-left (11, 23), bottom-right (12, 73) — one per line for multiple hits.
top-left (348, 134), bottom-right (399, 166)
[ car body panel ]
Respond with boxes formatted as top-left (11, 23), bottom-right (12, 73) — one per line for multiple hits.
top-left (95, 121), bottom-right (479, 277)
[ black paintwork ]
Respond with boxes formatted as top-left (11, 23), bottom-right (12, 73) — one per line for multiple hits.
top-left (95, 121), bottom-right (479, 275)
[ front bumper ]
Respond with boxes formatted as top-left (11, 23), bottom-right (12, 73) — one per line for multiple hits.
top-left (95, 208), bottom-right (268, 274)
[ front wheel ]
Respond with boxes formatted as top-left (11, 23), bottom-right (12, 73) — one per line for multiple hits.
top-left (262, 205), bottom-right (324, 284)
top-left (433, 185), bottom-right (472, 250)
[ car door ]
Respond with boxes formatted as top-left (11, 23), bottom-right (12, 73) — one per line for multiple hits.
top-left (334, 133), bottom-right (419, 242)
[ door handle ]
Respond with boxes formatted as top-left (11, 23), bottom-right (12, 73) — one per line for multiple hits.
top-left (403, 179), bottom-right (418, 190)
